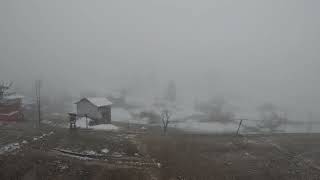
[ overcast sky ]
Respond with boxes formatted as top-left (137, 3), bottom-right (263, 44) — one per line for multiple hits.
top-left (0, 0), bottom-right (319, 112)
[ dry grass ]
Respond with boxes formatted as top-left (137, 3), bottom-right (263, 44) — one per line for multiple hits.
top-left (142, 133), bottom-right (320, 180)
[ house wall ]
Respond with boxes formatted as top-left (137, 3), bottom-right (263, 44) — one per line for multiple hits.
top-left (76, 99), bottom-right (102, 120)
top-left (98, 106), bottom-right (111, 124)
top-left (0, 111), bottom-right (20, 121)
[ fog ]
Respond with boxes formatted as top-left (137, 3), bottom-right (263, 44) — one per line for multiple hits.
top-left (1, 0), bottom-right (320, 120)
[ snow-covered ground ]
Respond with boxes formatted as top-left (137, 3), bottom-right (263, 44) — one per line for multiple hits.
top-left (101, 148), bottom-right (109, 154)
top-left (90, 124), bottom-right (119, 131)
top-left (0, 132), bottom-right (55, 155)
top-left (76, 117), bottom-right (119, 131)
top-left (170, 119), bottom-right (238, 133)
top-left (83, 150), bottom-right (97, 156)
top-left (0, 143), bottom-right (20, 155)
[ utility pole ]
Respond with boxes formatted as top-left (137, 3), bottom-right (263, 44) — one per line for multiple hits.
top-left (236, 119), bottom-right (248, 135)
top-left (35, 80), bottom-right (42, 127)
top-left (85, 114), bottom-right (88, 129)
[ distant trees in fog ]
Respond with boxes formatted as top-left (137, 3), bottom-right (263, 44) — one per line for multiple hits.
top-left (165, 80), bottom-right (177, 102)
top-left (195, 97), bottom-right (235, 123)
top-left (257, 103), bottom-right (288, 132)
top-left (139, 110), bottom-right (161, 124)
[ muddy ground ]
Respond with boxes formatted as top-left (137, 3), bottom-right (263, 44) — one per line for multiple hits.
top-left (1, 121), bottom-right (320, 180)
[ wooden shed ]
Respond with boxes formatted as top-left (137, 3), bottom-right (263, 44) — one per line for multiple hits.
top-left (75, 97), bottom-right (112, 124)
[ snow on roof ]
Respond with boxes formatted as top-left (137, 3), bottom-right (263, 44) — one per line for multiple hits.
top-left (76, 97), bottom-right (112, 107)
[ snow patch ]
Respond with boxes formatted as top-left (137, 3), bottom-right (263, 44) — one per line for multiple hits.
top-left (59, 153), bottom-right (93, 161)
top-left (0, 143), bottom-right (20, 155)
top-left (82, 97), bottom-right (112, 107)
top-left (31, 131), bottom-right (55, 142)
top-left (112, 152), bottom-right (122, 158)
top-left (91, 124), bottom-right (119, 131)
top-left (101, 148), bottom-right (109, 154)
top-left (76, 117), bottom-right (119, 131)
top-left (171, 120), bottom-right (238, 133)
top-left (83, 150), bottom-right (97, 156)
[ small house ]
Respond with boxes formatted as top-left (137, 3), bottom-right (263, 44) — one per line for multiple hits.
top-left (75, 97), bottom-right (112, 124)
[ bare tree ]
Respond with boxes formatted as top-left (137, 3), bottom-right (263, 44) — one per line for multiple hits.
top-left (161, 109), bottom-right (171, 134)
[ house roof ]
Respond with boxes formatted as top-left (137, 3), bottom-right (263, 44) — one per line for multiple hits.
top-left (76, 97), bottom-right (112, 107)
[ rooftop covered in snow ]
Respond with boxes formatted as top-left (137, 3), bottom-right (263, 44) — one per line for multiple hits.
top-left (75, 97), bottom-right (112, 107)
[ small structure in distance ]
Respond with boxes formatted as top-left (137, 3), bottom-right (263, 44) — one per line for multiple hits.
top-left (0, 81), bottom-right (24, 122)
top-left (75, 97), bottom-right (112, 124)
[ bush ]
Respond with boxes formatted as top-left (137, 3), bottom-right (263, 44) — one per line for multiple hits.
top-left (139, 110), bottom-right (161, 124)
top-left (195, 97), bottom-right (235, 123)
top-left (208, 106), bottom-right (235, 123)
top-left (257, 103), bottom-right (288, 132)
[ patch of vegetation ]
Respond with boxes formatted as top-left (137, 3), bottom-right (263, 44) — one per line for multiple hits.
top-left (195, 97), bottom-right (235, 123)
top-left (257, 103), bottom-right (288, 132)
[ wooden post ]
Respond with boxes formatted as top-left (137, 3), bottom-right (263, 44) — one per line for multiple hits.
top-left (85, 114), bottom-right (88, 129)
top-left (236, 119), bottom-right (248, 135)
top-left (68, 113), bottom-right (77, 129)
